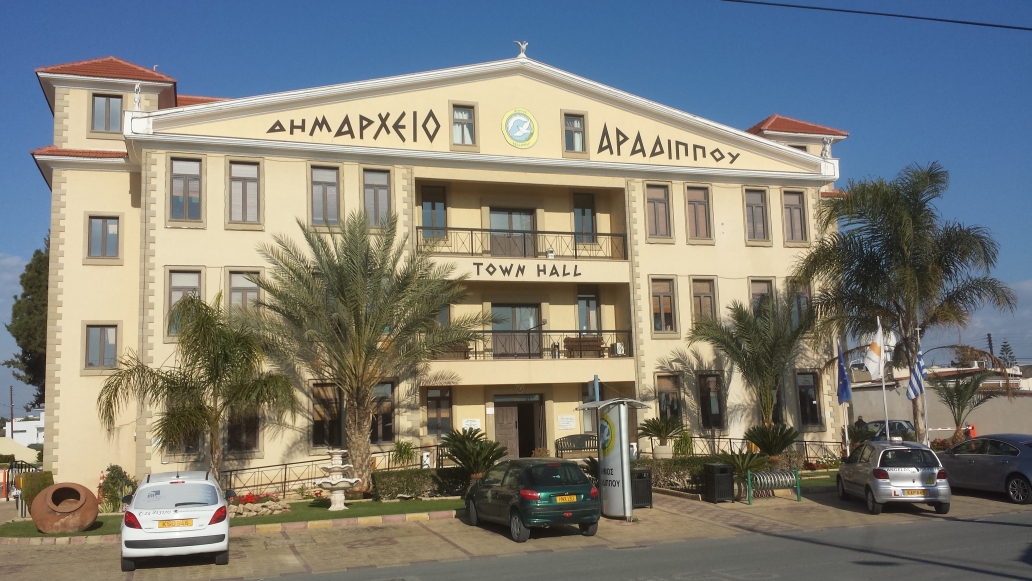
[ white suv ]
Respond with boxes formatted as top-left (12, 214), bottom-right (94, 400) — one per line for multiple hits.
top-left (120, 471), bottom-right (229, 572)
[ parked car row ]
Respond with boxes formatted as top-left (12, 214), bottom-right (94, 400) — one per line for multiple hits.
top-left (837, 433), bottom-right (1032, 515)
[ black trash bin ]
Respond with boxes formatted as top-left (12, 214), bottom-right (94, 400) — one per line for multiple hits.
top-left (631, 467), bottom-right (652, 508)
top-left (703, 463), bottom-right (734, 504)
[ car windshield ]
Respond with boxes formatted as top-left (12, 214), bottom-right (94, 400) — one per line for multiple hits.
top-left (879, 449), bottom-right (940, 468)
top-left (133, 483), bottom-right (220, 510)
top-left (524, 463), bottom-right (589, 487)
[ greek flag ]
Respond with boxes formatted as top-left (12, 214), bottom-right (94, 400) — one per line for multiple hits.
top-left (906, 351), bottom-right (928, 400)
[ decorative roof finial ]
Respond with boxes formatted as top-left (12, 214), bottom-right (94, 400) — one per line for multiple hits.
top-left (133, 83), bottom-right (141, 111)
top-left (514, 41), bottom-right (528, 58)
top-left (821, 136), bottom-right (832, 158)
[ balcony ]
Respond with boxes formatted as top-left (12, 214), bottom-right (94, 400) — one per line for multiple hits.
top-left (417, 227), bottom-right (628, 261)
top-left (434, 330), bottom-right (633, 361)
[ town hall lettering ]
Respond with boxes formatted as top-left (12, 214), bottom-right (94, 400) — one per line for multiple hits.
top-left (471, 262), bottom-right (582, 278)
top-left (596, 123), bottom-right (741, 165)
top-left (267, 110), bottom-right (441, 143)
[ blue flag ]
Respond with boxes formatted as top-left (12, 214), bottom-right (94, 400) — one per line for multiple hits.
top-left (837, 344), bottom-right (852, 404)
top-left (906, 351), bottom-right (928, 400)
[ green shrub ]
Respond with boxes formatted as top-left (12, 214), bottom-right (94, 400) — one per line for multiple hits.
top-left (632, 456), bottom-right (723, 490)
top-left (769, 450), bottom-right (805, 472)
top-left (370, 467), bottom-right (467, 501)
top-left (672, 432), bottom-right (693, 457)
top-left (744, 424), bottom-right (799, 456)
top-left (20, 471), bottom-right (54, 514)
top-left (390, 442), bottom-right (417, 467)
top-left (637, 416), bottom-right (683, 445)
top-left (100, 465), bottom-right (138, 512)
top-left (441, 428), bottom-right (507, 480)
top-left (720, 451), bottom-right (769, 482)
top-left (848, 425), bottom-right (876, 444)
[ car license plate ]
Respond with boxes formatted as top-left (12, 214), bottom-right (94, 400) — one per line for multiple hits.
top-left (158, 519), bottom-right (193, 528)
top-left (554, 495), bottom-right (577, 503)
top-left (904, 489), bottom-right (927, 496)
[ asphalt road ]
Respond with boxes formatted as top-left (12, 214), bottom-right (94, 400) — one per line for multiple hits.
top-left (305, 509), bottom-right (1032, 581)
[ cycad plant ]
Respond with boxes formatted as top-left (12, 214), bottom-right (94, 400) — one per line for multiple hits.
top-left (793, 162), bottom-right (1015, 440)
top-left (441, 427), bottom-right (508, 481)
top-left (248, 213), bottom-right (495, 491)
top-left (930, 371), bottom-right (997, 442)
top-left (744, 424), bottom-right (800, 457)
top-left (97, 294), bottom-right (298, 480)
top-left (637, 416), bottom-right (683, 446)
top-left (687, 290), bottom-right (813, 427)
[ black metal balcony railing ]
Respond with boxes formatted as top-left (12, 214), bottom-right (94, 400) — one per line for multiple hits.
top-left (433, 330), bottom-right (633, 361)
top-left (417, 227), bottom-right (628, 260)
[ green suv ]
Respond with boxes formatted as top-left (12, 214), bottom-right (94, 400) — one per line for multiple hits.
top-left (465, 458), bottom-right (601, 542)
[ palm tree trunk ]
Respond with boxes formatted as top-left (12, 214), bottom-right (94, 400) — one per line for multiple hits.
top-left (345, 403), bottom-right (374, 494)
top-left (209, 424), bottom-right (222, 482)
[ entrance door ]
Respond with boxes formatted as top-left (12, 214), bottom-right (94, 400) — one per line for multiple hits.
top-left (492, 304), bottom-right (542, 358)
top-left (490, 209), bottom-right (535, 257)
top-left (495, 405), bottom-right (520, 460)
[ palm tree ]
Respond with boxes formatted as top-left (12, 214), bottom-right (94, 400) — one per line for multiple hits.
top-left (929, 371), bottom-right (997, 442)
top-left (97, 294), bottom-right (297, 481)
top-left (248, 213), bottom-right (495, 491)
top-left (793, 162), bottom-right (1015, 440)
top-left (687, 290), bottom-right (814, 427)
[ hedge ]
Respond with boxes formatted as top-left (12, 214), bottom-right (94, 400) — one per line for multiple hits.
top-left (370, 467), bottom-right (468, 501)
top-left (21, 471), bottom-right (54, 514)
top-left (632, 456), bottom-right (723, 490)
top-left (0, 454), bottom-right (15, 465)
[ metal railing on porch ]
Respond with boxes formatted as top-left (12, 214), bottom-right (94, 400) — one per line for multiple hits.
top-left (416, 227), bottom-right (628, 260)
top-left (434, 330), bottom-right (633, 361)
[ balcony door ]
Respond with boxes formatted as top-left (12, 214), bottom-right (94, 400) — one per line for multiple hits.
top-left (490, 209), bottom-right (535, 257)
top-left (492, 304), bottom-right (541, 358)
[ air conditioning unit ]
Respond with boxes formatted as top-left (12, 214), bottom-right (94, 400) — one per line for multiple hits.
top-left (610, 342), bottom-right (626, 357)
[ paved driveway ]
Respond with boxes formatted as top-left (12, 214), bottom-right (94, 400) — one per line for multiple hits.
top-left (1, 489), bottom-right (1029, 581)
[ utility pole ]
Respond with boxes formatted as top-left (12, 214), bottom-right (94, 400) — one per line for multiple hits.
top-left (8, 386), bottom-right (12, 439)
top-left (987, 333), bottom-right (994, 357)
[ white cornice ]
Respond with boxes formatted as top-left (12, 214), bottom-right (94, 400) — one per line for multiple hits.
top-left (32, 155), bottom-right (137, 189)
top-left (124, 131), bottom-right (839, 185)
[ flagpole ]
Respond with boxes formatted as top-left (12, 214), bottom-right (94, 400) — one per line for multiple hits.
top-left (878, 317), bottom-right (892, 441)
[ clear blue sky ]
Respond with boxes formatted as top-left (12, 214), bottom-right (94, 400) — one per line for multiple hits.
top-left (1, 1), bottom-right (1030, 411)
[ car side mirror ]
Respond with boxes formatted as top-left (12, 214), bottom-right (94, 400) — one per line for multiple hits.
top-left (121, 494), bottom-right (133, 504)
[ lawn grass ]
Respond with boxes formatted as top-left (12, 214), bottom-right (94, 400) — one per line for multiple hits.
top-left (228, 498), bottom-right (464, 526)
top-left (0, 498), bottom-right (465, 538)
top-left (799, 474), bottom-right (837, 488)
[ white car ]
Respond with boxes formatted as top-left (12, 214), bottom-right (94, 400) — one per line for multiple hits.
top-left (120, 471), bottom-right (229, 572)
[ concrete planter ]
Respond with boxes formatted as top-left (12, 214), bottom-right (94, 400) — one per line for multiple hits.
top-left (653, 444), bottom-right (672, 459)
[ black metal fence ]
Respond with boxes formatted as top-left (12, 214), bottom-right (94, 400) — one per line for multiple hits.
top-left (417, 227), bottom-right (628, 260)
top-left (434, 330), bottom-right (633, 361)
top-left (686, 437), bottom-right (843, 463)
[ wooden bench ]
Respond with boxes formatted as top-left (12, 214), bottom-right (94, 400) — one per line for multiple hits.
top-left (563, 335), bottom-right (605, 358)
top-left (555, 434), bottom-right (598, 459)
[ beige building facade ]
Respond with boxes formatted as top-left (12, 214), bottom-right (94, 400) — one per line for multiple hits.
top-left (32, 54), bottom-right (849, 486)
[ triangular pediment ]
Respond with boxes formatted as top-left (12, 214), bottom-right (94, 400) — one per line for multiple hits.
top-left (130, 58), bottom-right (830, 177)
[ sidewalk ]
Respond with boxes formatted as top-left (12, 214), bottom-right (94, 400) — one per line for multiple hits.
top-left (0, 490), bottom-right (1028, 581)
top-left (0, 499), bottom-right (19, 525)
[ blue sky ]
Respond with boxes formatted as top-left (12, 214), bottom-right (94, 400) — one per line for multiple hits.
top-left (1, 1), bottom-right (1030, 410)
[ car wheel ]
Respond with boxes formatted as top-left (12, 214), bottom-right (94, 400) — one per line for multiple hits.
top-left (837, 477), bottom-right (850, 501)
top-left (467, 498), bottom-right (479, 526)
top-left (934, 502), bottom-right (950, 515)
top-left (120, 558), bottom-right (135, 572)
top-left (214, 550), bottom-right (229, 566)
top-left (509, 510), bottom-right (530, 543)
top-left (579, 521), bottom-right (598, 536)
top-left (865, 489), bottom-right (883, 515)
top-left (1006, 475), bottom-right (1032, 504)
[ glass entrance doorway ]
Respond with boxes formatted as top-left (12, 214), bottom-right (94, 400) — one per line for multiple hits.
top-left (490, 209), bottom-right (535, 257)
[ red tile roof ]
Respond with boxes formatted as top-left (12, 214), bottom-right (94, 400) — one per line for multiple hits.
top-left (31, 146), bottom-right (126, 158)
top-left (747, 114), bottom-right (849, 137)
top-left (176, 94), bottom-right (228, 106)
top-left (35, 56), bottom-right (175, 83)
top-left (820, 189), bottom-right (845, 198)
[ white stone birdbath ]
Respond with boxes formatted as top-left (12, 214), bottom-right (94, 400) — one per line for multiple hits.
top-left (316, 449), bottom-right (361, 511)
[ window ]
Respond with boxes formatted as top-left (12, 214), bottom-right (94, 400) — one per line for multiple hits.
top-left (879, 449), bottom-right (940, 468)
top-left (370, 382), bottom-right (394, 444)
top-left (797, 372), bottom-right (822, 427)
top-left (750, 280), bottom-right (773, 312)
top-left (168, 271), bottom-right (201, 334)
top-left (171, 159), bottom-right (202, 221)
top-left (745, 189), bottom-right (769, 241)
top-left (436, 305), bottom-right (450, 327)
top-left (581, 383), bottom-right (596, 433)
top-left (364, 170), bottom-right (390, 227)
top-left (86, 325), bottom-right (117, 368)
top-left (573, 193), bottom-right (596, 243)
top-left (452, 106), bottom-right (475, 145)
top-left (482, 462), bottom-right (508, 486)
top-left (426, 388), bottom-right (452, 439)
top-left (698, 374), bottom-right (724, 430)
top-left (88, 217), bottom-right (118, 258)
top-left (311, 167), bottom-right (339, 226)
top-left (169, 433), bottom-right (202, 456)
top-left (91, 94), bottom-right (122, 133)
top-left (421, 186), bottom-right (446, 238)
top-left (790, 283), bottom-right (810, 328)
top-left (691, 279), bottom-right (716, 320)
top-left (646, 185), bottom-right (671, 238)
top-left (229, 272), bottom-right (259, 311)
top-left (564, 114), bottom-right (585, 153)
top-left (229, 163), bottom-right (260, 223)
top-left (656, 376), bottom-right (682, 422)
top-left (312, 384), bottom-right (342, 448)
top-left (859, 445), bottom-right (873, 464)
top-left (951, 439), bottom-right (987, 455)
top-left (987, 440), bottom-right (1019, 456)
top-left (783, 191), bottom-right (807, 242)
top-left (652, 279), bottom-right (677, 333)
top-left (227, 409), bottom-right (260, 453)
top-left (577, 286), bottom-right (600, 332)
top-left (685, 187), bottom-right (711, 239)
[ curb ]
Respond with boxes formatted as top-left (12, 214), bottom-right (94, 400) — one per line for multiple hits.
top-left (0, 510), bottom-right (462, 546)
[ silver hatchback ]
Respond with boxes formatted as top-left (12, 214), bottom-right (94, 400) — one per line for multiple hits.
top-left (837, 440), bottom-right (951, 515)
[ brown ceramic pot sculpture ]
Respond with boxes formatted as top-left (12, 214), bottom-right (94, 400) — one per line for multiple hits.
top-left (30, 482), bottom-right (100, 534)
